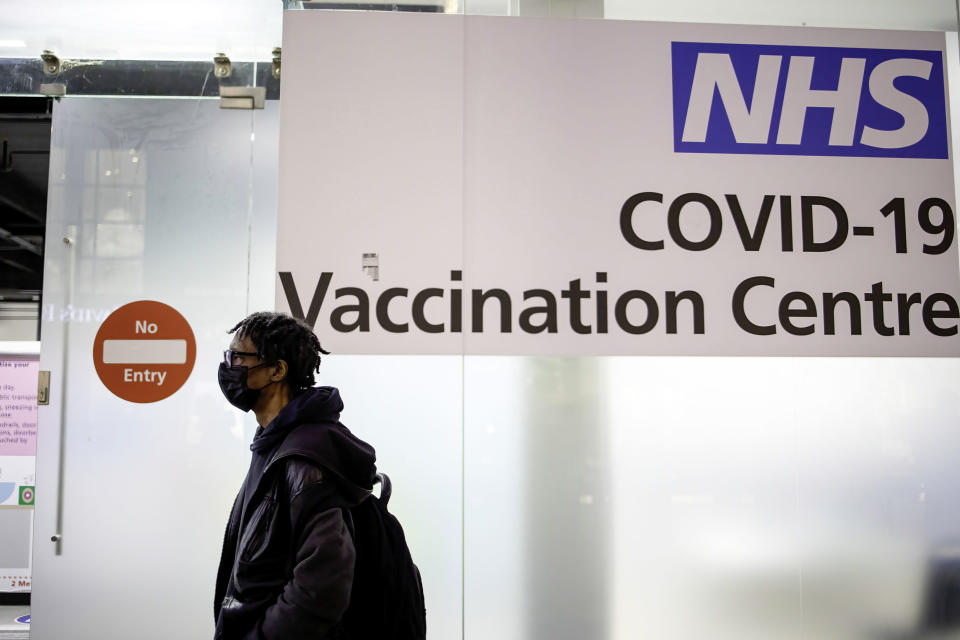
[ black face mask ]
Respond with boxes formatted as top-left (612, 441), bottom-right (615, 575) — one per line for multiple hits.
top-left (218, 361), bottom-right (277, 412)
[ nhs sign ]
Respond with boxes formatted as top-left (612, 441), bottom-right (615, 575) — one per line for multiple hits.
top-left (672, 42), bottom-right (948, 158)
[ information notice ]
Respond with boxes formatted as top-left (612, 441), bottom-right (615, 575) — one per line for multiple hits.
top-left (0, 360), bottom-right (37, 457)
top-left (0, 358), bottom-right (37, 592)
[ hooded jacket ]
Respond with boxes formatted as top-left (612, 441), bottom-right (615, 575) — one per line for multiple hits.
top-left (214, 386), bottom-right (377, 640)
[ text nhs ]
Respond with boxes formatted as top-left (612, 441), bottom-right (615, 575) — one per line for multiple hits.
top-left (672, 42), bottom-right (947, 158)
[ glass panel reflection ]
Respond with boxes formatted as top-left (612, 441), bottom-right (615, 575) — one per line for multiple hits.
top-left (465, 355), bottom-right (960, 640)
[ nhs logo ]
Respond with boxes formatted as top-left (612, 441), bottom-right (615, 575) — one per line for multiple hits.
top-left (672, 42), bottom-right (948, 158)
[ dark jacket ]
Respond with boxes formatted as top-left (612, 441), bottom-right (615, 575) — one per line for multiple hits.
top-left (214, 386), bottom-right (377, 640)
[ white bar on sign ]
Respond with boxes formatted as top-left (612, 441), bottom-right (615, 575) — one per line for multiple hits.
top-left (102, 339), bottom-right (187, 364)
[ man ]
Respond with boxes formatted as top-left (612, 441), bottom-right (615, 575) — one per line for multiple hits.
top-left (214, 311), bottom-right (377, 640)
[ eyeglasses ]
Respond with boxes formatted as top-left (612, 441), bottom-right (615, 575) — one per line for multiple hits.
top-left (223, 349), bottom-right (260, 366)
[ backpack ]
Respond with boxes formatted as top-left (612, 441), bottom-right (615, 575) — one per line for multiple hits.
top-left (341, 472), bottom-right (427, 640)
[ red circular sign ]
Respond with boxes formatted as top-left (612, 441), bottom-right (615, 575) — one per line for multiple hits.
top-left (93, 301), bottom-right (197, 403)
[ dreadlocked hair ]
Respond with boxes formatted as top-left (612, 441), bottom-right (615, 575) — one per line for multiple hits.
top-left (228, 311), bottom-right (330, 395)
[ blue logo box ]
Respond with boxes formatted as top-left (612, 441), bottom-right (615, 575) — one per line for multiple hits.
top-left (671, 42), bottom-right (948, 158)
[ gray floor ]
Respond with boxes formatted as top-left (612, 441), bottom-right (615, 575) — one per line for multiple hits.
top-left (0, 605), bottom-right (29, 639)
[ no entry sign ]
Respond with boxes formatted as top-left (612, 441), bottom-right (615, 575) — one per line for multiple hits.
top-left (93, 301), bottom-right (196, 403)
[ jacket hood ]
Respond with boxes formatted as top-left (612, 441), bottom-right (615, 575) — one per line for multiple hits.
top-left (252, 386), bottom-right (377, 497)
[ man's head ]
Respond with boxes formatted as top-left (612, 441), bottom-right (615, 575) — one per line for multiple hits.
top-left (226, 312), bottom-right (330, 397)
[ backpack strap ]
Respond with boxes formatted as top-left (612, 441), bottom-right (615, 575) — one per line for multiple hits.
top-left (375, 472), bottom-right (392, 508)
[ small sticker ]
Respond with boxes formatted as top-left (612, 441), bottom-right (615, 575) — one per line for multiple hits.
top-left (19, 486), bottom-right (34, 505)
top-left (362, 253), bottom-right (379, 281)
top-left (16, 614), bottom-right (30, 624)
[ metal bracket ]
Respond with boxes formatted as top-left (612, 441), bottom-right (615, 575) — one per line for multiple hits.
top-left (41, 50), bottom-right (60, 75)
top-left (37, 371), bottom-right (50, 406)
top-left (219, 85), bottom-right (266, 110)
top-left (272, 47), bottom-right (281, 80)
top-left (213, 53), bottom-right (232, 79)
top-left (39, 83), bottom-right (66, 97)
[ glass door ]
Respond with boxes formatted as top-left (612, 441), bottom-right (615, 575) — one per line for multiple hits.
top-left (32, 96), bottom-right (277, 639)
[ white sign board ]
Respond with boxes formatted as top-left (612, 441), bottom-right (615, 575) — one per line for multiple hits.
top-left (278, 12), bottom-right (960, 356)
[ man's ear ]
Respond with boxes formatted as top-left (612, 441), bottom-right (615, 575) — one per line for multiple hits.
top-left (272, 359), bottom-right (289, 382)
